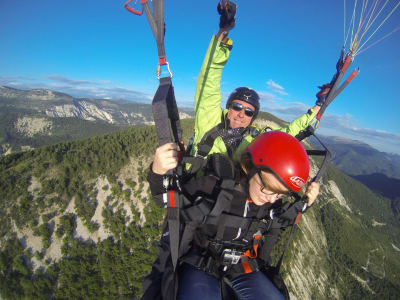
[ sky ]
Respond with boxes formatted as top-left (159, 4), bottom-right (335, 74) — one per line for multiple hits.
top-left (1, 0), bottom-right (399, 154)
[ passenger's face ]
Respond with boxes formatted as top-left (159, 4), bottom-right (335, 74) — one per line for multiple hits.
top-left (227, 100), bottom-right (255, 129)
top-left (248, 171), bottom-right (290, 206)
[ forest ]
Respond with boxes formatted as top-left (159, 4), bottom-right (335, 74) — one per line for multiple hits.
top-left (1, 117), bottom-right (400, 299)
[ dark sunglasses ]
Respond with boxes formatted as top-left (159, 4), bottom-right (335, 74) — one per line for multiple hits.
top-left (230, 102), bottom-right (255, 117)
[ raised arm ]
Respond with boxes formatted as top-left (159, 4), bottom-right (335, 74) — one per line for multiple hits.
top-left (192, 1), bottom-right (236, 153)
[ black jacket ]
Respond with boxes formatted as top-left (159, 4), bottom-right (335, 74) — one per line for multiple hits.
top-left (142, 155), bottom-right (292, 300)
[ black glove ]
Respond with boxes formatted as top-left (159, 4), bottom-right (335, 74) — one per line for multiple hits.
top-left (217, 0), bottom-right (236, 30)
top-left (315, 83), bottom-right (331, 106)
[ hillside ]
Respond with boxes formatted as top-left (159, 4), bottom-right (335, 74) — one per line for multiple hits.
top-left (0, 86), bottom-right (193, 155)
top-left (0, 118), bottom-right (399, 299)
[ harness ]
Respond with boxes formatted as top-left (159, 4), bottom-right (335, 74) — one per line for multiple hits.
top-left (157, 153), bottom-right (325, 282)
top-left (185, 115), bottom-right (260, 177)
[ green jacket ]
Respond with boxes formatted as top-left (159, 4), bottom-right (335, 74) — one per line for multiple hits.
top-left (192, 35), bottom-right (317, 162)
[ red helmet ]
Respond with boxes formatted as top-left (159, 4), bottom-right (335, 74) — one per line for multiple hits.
top-left (242, 131), bottom-right (310, 193)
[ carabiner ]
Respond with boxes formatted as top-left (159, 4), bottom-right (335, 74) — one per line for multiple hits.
top-left (157, 62), bottom-right (173, 79)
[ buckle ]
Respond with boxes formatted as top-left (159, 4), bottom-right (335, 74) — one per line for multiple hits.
top-left (221, 249), bottom-right (243, 265)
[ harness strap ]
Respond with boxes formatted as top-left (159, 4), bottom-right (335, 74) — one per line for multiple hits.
top-left (210, 183), bottom-right (235, 215)
top-left (182, 234), bottom-right (262, 278)
top-left (166, 190), bottom-right (180, 270)
top-left (180, 198), bottom-right (215, 223)
top-left (152, 77), bottom-right (184, 159)
top-left (242, 234), bottom-right (261, 260)
top-left (182, 251), bottom-right (219, 275)
top-left (240, 256), bottom-right (259, 274)
top-left (196, 123), bottom-right (260, 158)
top-left (126, 1), bottom-right (182, 155)
top-left (196, 122), bottom-right (225, 157)
top-left (275, 212), bottom-right (302, 273)
top-left (204, 214), bottom-right (272, 239)
top-left (179, 223), bottom-right (200, 259)
top-left (180, 156), bottom-right (208, 177)
top-left (270, 202), bottom-right (305, 229)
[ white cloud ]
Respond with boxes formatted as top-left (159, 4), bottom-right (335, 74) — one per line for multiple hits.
top-left (258, 101), bottom-right (400, 154)
top-left (258, 91), bottom-right (277, 103)
top-left (267, 79), bottom-right (288, 96)
top-left (0, 74), bottom-right (151, 102)
top-left (46, 75), bottom-right (111, 86)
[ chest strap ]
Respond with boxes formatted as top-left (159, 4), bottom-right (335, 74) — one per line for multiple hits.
top-left (196, 122), bottom-right (225, 157)
top-left (196, 122), bottom-right (260, 158)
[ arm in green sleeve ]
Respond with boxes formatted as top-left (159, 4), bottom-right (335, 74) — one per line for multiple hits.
top-left (193, 35), bottom-right (232, 149)
top-left (258, 108), bottom-right (318, 137)
top-left (278, 108), bottom-right (317, 136)
top-left (231, 108), bottom-right (317, 162)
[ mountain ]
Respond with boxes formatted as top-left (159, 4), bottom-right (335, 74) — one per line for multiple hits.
top-left (0, 118), bottom-right (399, 299)
top-left (311, 135), bottom-right (400, 179)
top-left (0, 86), bottom-right (193, 154)
top-left (351, 173), bottom-right (400, 220)
top-left (309, 135), bottom-right (400, 219)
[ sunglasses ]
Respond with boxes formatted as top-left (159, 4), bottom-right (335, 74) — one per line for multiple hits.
top-left (257, 171), bottom-right (291, 199)
top-left (230, 102), bottom-right (255, 117)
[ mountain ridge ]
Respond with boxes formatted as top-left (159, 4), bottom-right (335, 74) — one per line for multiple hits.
top-left (310, 134), bottom-right (400, 179)
top-left (0, 85), bottom-right (193, 154)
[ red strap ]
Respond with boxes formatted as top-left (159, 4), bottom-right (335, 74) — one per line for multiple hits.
top-left (241, 260), bottom-right (252, 274)
top-left (124, 0), bottom-right (143, 15)
top-left (341, 55), bottom-right (352, 74)
top-left (316, 84), bottom-right (331, 97)
top-left (241, 235), bottom-right (262, 273)
top-left (169, 190), bottom-right (175, 208)
top-left (242, 234), bottom-right (262, 259)
top-left (159, 56), bottom-right (167, 66)
top-left (346, 69), bottom-right (358, 83)
top-left (294, 212), bottom-right (302, 225)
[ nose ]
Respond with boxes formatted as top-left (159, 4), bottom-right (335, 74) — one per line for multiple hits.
top-left (265, 193), bottom-right (280, 202)
top-left (265, 194), bottom-right (279, 204)
top-left (237, 109), bottom-right (245, 118)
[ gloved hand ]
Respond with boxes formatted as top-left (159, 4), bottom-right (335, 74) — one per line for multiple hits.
top-left (315, 83), bottom-right (331, 106)
top-left (217, 0), bottom-right (236, 30)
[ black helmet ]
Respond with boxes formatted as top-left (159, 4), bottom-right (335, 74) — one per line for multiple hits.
top-left (226, 87), bottom-right (260, 119)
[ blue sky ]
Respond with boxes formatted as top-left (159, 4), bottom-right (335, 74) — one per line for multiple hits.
top-left (1, 0), bottom-right (399, 154)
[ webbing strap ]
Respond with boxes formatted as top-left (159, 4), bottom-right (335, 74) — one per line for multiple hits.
top-left (275, 213), bottom-right (300, 272)
top-left (269, 135), bottom-right (332, 274)
top-left (196, 122), bottom-right (225, 157)
top-left (317, 50), bottom-right (358, 123)
top-left (240, 235), bottom-right (262, 274)
top-left (126, 0), bottom-right (182, 152)
top-left (125, 0), bottom-right (166, 65)
top-left (152, 77), bottom-right (183, 148)
top-left (167, 190), bottom-right (180, 270)
top-left (270, 202), bottom-right (304, 230)
top-left (179, 223), bottom-right (199, 259)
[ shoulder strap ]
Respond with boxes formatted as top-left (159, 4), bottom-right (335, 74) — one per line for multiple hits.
top-left (245, 125), bottom-right (260, 138)
top-left (196, 123), bottom-right (260, 159)
top-left (196, 122), bottom-right (225, 157)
